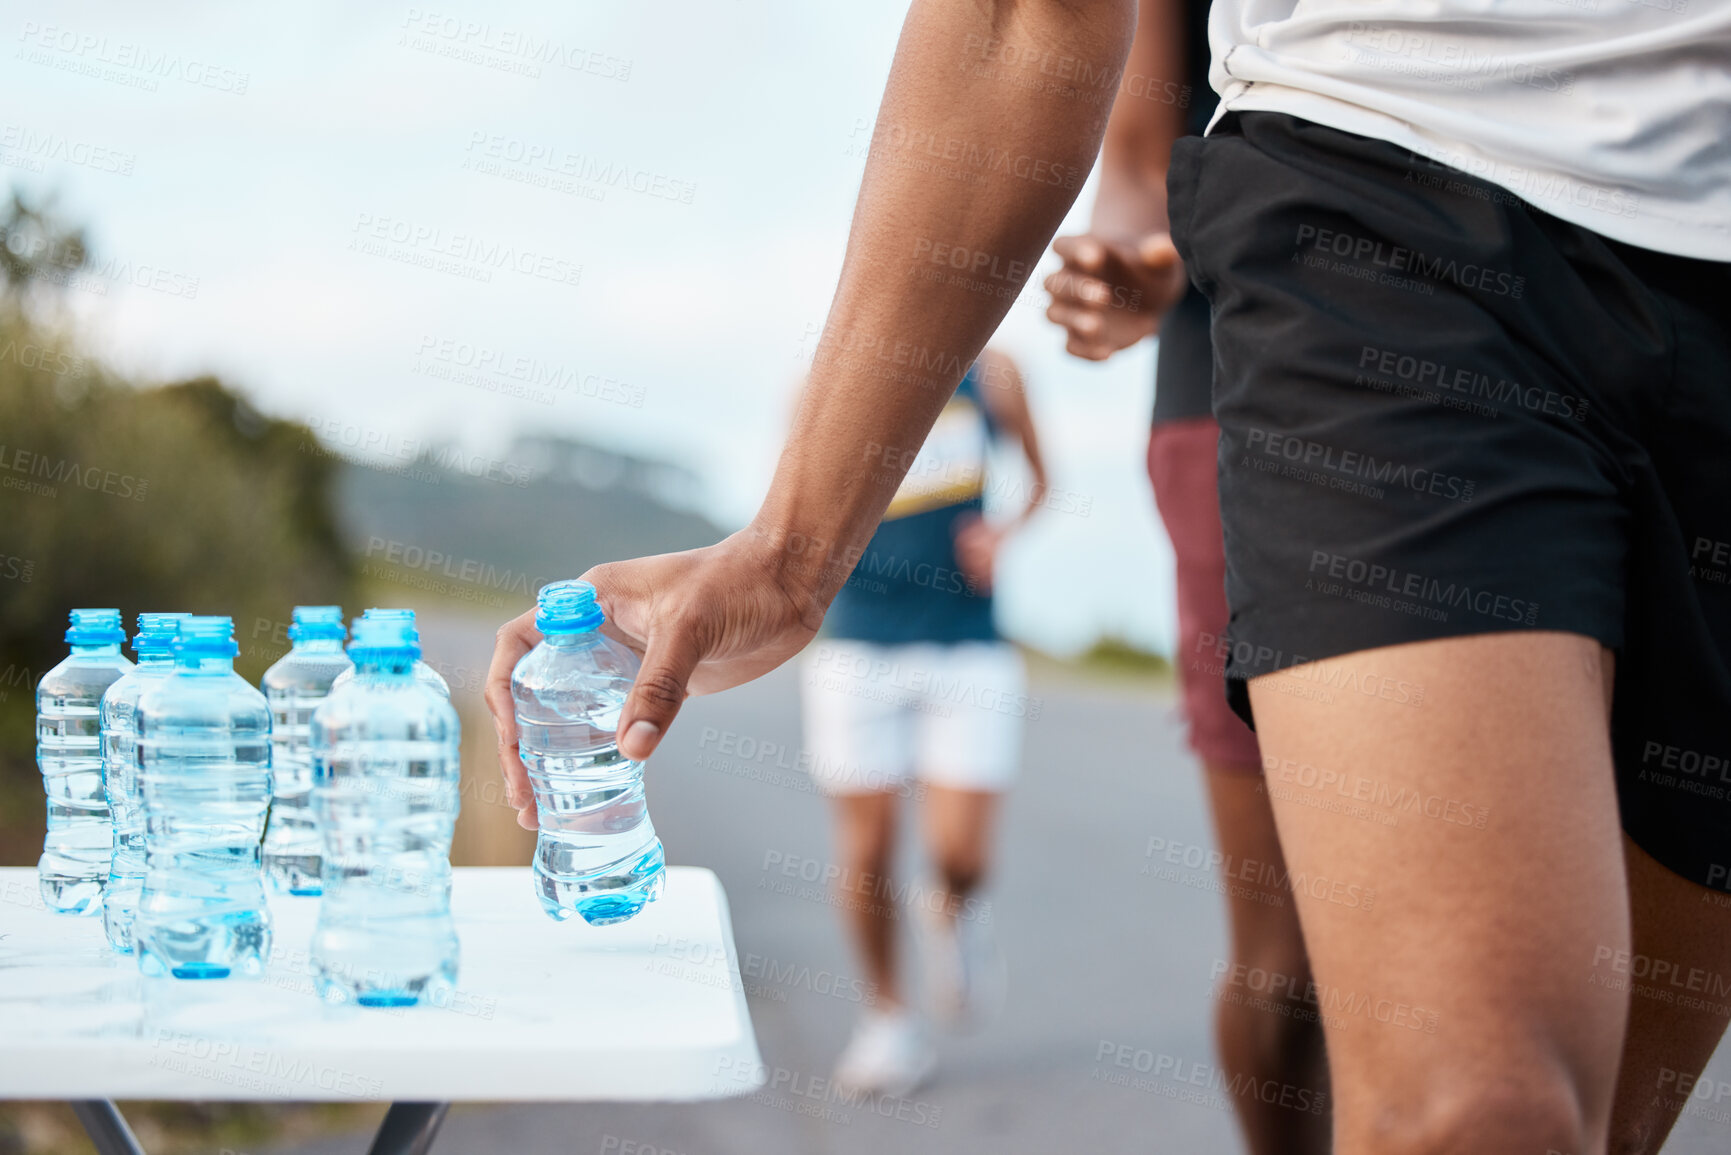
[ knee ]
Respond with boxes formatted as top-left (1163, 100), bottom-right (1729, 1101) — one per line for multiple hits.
top-left (1361, 1069), bottom-right (1594, 1155)
top-left (930, 845), bottom-right (986, 896)
top-left (1212, 958), bottom-right (1325, 1079)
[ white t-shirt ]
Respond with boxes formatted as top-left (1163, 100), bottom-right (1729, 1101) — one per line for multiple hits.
top-left (1207, 1), bottom-right (1731, 260)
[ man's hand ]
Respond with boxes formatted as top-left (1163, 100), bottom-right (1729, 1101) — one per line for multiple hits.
top-left (1044, 232), bottom-right (1187, 361)
top-left (484, 529), bottom-right (825, 830)
top-left (953, 511), bottom-right (1027, 593)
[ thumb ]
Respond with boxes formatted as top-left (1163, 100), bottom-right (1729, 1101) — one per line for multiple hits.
top-left (1052, 234), bottom-right (1108, 274)
top-left (1135, 232), bottom-right (1180, 271)
top-left (618, 626), bottom-right (705, 761)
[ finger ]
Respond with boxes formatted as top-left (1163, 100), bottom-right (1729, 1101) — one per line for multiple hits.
top-left (1064, 334), bottom-right (1118, 362)
top-left (617, 620), bottom-right (706, 761)
top-left (484, 610), bottom-right (540, 810)
top-left (1047, 302), bottom-right (1105, 342)
top-left (1045, 270), bottom-right (1113, 308)
top-left (1051, 234), bottom-right (1109, 275)
top-left (1136, 232), bottom-right (1182, 271)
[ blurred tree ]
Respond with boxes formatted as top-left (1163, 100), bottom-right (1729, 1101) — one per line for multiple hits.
top-left (0, 189), bottom-right (356, 861)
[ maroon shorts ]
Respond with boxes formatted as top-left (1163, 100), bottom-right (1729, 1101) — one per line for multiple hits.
top-left (1147, 417), bottom-right (1262, 771)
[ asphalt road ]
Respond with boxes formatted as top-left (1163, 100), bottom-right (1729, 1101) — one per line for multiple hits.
top-left (267, 611), bottom-right (1731, 1155)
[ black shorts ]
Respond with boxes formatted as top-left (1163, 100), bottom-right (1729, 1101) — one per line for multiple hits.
top-left (1169, 112), bottom-right (1731, 892)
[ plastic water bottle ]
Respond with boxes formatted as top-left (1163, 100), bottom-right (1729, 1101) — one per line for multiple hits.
top-left (329, 609), bottom-right (449, 699)
top-left (261, 606), bottom-right (353, 896)
top-left (99, 612), bottom-right (189, 952)
top-left (310, 611), bottom-right (460, 1006)
top-left (512, 580), bottom-right (664, 925)
top-left (37, 609), bottom-right (134, 915)
top-left (134, 616), bottom-right (273, 979)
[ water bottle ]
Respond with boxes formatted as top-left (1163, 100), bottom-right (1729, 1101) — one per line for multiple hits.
top-left (329, 609), bottom-right (450, 699)
top-left (512, 580), bottom-right (664, 925)
top-left (261, 606), bottom-right (353, 896)
top-left (99, 612), bottom-right (189, 952)
top-left (134, 616), bottom-right (273, 979)
top-left (37, 608), bottom-right (135, 915)
top-left (310, 611), bottom-right (460, 1006)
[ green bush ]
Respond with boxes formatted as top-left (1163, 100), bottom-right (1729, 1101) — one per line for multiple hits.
top-left (0, 191), bottom-right (355, 862)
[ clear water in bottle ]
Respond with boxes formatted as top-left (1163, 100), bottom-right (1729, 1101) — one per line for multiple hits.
top-left (134, 616), bottom-right (273, 979)
top-left (100, 612), bottom-right (189, 952)
top-left (311, 611), bottom-right (460, 1006)
top-left (512, 580), bottom-right (664, 926)
top-left (37, 608), bottom-right (134, 915)
top-left (261, 606), bottom-right (352, 896)
top-left (328, 608), bottom-right (449, 699)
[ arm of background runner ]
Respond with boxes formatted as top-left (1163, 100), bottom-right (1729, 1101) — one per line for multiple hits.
top-left (485, 0), bottom-right (1136, 821)
top-left (956, 347), bottom-right (1050, 590)
top-left (1046, 0), bottom-right (1190, 361)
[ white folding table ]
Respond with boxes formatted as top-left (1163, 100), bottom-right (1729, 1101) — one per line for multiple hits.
top-left (0, 866), bottom-right (762, 1154)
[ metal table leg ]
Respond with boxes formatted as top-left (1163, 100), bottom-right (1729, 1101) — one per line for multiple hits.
top-left (71, 1101), bottom-right (146, 1155)
top-left (366, 1101), bottom-right (450, 1155)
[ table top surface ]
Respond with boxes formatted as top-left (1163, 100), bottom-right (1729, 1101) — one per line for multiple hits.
top-left (0, 866), bottom-right (762, 1102)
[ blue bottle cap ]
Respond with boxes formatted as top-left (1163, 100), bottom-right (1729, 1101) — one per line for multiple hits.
top-left (174, 616), bottom-right (239, 659)
top-left (133, 612), bottom-right (190, 658)
top-left (289, 605), bottom-right (347, 643)
top-left (535, 580), bottom-right (604, 635)
top-left (349, 612), bottom-right (422, 662)
top-left (66, 608), bottom-right (125, 646)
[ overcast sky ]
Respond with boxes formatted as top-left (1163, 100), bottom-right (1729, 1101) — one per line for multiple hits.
top-left (4, 0), bottom-right (1176, 657)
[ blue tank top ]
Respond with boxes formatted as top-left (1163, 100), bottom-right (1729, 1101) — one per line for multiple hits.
top-left (826, 367), bottom-right (999, 645)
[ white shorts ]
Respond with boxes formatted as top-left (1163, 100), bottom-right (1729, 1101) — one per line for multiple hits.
top-left (798, 639), bottom-right (1029, 797)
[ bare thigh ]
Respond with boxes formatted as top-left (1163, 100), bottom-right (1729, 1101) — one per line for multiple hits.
top-left (1249, 631), bottom-right (1630, 1153)
top-left (1608, 834), bottom-right (1731, 1154)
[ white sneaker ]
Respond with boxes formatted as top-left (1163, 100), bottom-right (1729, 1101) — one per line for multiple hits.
top-left (833, 1008), bottom-right (936, 1098)
top-left (916, 896), bottom-right (1007, 1029)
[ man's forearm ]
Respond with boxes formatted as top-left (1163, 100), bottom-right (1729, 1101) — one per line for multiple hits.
top-left (754, 0), bottom-right (1135, 606)
top-left (1089, 0), bottom-right (1188, 241)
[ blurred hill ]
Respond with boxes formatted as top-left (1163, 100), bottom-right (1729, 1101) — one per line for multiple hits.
top-left (331, 434), bottom-right (726, 607)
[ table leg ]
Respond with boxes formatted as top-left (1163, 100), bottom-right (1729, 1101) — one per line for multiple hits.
top-left (70, 1100), bottom-right (146, 1155)
top-left (366, 1101), bottom-right (450, 1155)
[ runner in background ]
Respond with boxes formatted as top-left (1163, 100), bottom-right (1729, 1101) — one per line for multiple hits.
top-left (801, 347), bottom-right (1047, 1096)
top-left (1043, 1), bottom-right (1328, 1151)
